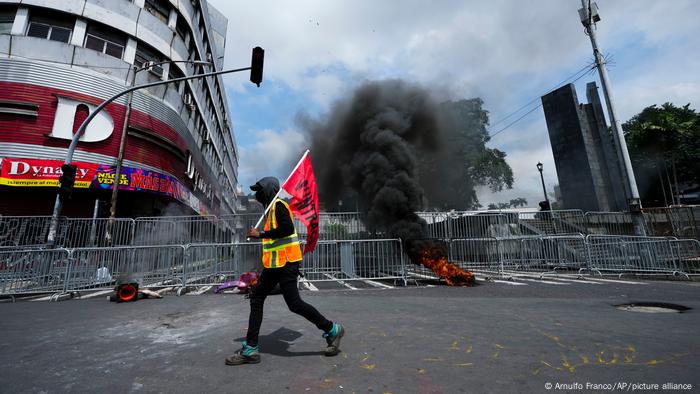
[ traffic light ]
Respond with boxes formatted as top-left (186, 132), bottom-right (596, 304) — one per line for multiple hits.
top-left (250, 46), bottom-right (265, 87)
top-left (58, 164), bottom-right (77, 199)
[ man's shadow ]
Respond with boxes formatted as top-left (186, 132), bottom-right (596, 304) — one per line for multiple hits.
top-left (235, 327), bottom-right (325, 357)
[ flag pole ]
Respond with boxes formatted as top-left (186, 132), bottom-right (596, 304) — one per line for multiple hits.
top-left (251, 149), bottom-right (310, 230)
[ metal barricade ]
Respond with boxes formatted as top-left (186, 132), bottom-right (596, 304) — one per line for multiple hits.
top-left (313, 212), bottom-right (369, 241)
top-left (59, 218), bottom-right (134, 247)
top-left (417, 212), bottom-right (451, 239)
top-left (133, 216), bottom-right (221, 245)
top-left (583, 212), bottom-right (636, 236)
top-left (669, 239), bottom-right (700, 276)
top-left (449, 213), bottom-right (519, 239)
top-left (644, 206), bottom-right (699, 240)
top-left (0, 248), bottom-right (71, 295)
top-left (65, 245), bottom-right (186, 292)
top-left (585, 239), bottom-right (685, 276)
top-left (586, 234), bottom-right (675, 244)
top-left (302, 239), bottom-right (405, 283)
top-left (518, 210), bottom-right (585, 236)
top-left (517, 212), bottom-right (557, 235)
top-left (447, 238), bottom-right (501, 277)
top-left (0, 215), bottom-right (65, 248)
top-left (219, 214), bottom-right (259, 243)
top-left (518, 235), bottom-right (587, 274)
top-left (184, 243), bottom-right (260, 286)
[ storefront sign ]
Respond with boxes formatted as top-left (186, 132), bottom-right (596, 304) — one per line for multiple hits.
top-left (0, 157), bottom-right (210, 215)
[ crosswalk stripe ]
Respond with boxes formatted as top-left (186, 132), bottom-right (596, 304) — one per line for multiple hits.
top-left (540, 277), bottom-right (601, 284)
top-left (322, 273), bottom-right (358, 290)
top-left (510, 277), bottom-right (570, 285)
top-left (583, 277), bottom-right (647, 285)
top-left (78, 289), bottom-right (115, 299)
top-left (490, 279), bottom-right (527, 286)
top-left (299, 278), bottom-right (318, 291)
top-left (190, 286), bottom-right (212, 295)
top-left (363, 279), bottom-right (394, 289)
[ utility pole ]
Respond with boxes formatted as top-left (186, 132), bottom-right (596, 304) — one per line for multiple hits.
top-left (578, 0), bottom-right (646, 236)
top-left (104, 60), bottom-right (212, 244)
top-left (104, 65), bottom-right (136, 245)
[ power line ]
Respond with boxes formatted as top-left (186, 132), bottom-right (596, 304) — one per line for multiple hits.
top-left (488, 104), bottom-right (543, 138)
top-left (489, 62), bottom-right (595, 129)
top-left (487, 63), bottom-right (596, 138)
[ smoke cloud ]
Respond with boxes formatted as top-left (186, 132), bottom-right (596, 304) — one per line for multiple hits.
top-left (301, 79), bottom-right (449, 240)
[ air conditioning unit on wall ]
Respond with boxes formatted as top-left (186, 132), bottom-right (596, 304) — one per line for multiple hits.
top-left (183, 94), bottom-right (195, 111)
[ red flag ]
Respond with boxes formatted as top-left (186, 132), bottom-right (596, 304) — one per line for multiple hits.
top-left (282, 151), bottom-right (320, 254)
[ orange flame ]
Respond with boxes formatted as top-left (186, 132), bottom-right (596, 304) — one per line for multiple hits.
top-left (419, 247), bottom-right (474, 286)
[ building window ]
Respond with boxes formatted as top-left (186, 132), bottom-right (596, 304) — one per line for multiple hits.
top-left (26, 12), bottom-right (73, 43)
top-left (135, 43), bottom-right (163, 77)
top-left (168, 65), bottom-right (185, 93)
top-left (144, 0), bottom-right (170, 24)
top-left (175, 14), bottom-right (188, 42)
top-left (0, 7), bottom-right (16, 35)
top-left (84, 24), bottom-right (126, 59)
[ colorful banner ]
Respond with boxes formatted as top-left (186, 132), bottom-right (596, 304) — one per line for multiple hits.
top-left (0, 157), bottom-right (210, 215)
top-left (282, 151), bottom-right (320, 254)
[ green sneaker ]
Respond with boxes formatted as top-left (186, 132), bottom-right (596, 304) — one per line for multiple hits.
top-left (225, 341), bottom-right (260, 365)
top-left (323, 323), bottom-right (345, 356)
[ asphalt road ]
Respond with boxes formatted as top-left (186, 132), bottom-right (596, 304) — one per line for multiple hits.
top-left (1, 279), bottom-right (699, 394)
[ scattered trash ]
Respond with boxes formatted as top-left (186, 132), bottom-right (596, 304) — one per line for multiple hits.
top-left (96, 267), bottom-right (112, 283)
top-left (215, 272), bottom-right (260, 294)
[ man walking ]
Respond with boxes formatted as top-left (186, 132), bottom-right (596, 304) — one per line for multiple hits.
top-left (226, 177), bottom-right (344, 365)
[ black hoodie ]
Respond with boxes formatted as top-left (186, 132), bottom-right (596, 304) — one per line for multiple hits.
top-left (251, 177), bottom-right (294, 239)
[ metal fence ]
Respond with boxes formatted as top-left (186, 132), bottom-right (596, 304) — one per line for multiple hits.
top-left (132, 216), bottom-right (225, 246)
top-left (0, 216), bottom-right (59, 248)
top-left (587, 239), bottom-right (683, 277)
top-left (184, 243), bottom-right (260, 286)
top-left (644, 206), bottom-right (699, 239)
top-left (2, 236), bottom-right (699, 298)
top-left (2, 207), bottom-right (700, 298)
top-left (65, 245), bottom-right (186, 292)
top-left (301, 239), bottom-right (406, 283)
top-left (2, 206), bottom-right (699, 248)
top-left (0, 248), bottom-right (71, 295)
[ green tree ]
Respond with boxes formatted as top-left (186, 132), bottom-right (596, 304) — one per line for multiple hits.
top-left (509, 197), bottom-right (528, 208)
top-left (623, 103), bottom-right (699, 206)
top-left (419, 98), bottom-right (514, 210)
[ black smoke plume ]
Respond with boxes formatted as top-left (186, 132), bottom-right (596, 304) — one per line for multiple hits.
top-left (301, 80), bottom-right (447, 240)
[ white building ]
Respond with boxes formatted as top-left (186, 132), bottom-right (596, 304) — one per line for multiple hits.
top-left (0, 0), bottom-right (238, 217)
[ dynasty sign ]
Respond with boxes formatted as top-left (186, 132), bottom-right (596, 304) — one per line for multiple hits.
top-left (0, 157), bottom-right (210, 215)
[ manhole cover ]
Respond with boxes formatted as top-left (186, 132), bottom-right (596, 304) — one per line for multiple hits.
top-left (615, 302), bottom-right (690, 313)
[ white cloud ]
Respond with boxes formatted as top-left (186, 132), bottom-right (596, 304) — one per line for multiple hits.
top-left (207, 0), bottom-right (700, 207)
top-left (237, 128), bottom-right (307, 188)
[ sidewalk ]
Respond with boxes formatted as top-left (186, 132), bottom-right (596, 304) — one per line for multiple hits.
top-left (1, 282), bottom-right (698, 393)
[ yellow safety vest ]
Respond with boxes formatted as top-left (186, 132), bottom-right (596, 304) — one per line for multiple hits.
top-left (262, 199), bottom-right (302, 268)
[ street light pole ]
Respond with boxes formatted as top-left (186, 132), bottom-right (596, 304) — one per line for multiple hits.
top-left (579, 1), bottom-right (646, 236)
top-left (104, 60), bottom-right (212, 244)
top-left (46, 65), bottom-right (252, 245)
top-left (537, 162), bottom-right (550, 209)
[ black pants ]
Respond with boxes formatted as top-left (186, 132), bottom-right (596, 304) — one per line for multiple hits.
top-left (246, 261), bottom-right (332, 347)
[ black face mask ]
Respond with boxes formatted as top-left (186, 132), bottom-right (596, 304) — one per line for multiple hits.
top-left (255, 190), bottom-right (265, 205)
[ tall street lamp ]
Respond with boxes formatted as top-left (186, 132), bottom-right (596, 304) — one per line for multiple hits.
top-left (46, 50), bottom-right (263, 245)
top-left (536, 162), bottom-right (550, 210)
top-left (105, 59), bottom-right (213, 244)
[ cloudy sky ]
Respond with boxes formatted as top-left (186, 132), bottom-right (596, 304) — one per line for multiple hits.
top-left (208, 0), bottom-right (700, 208)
